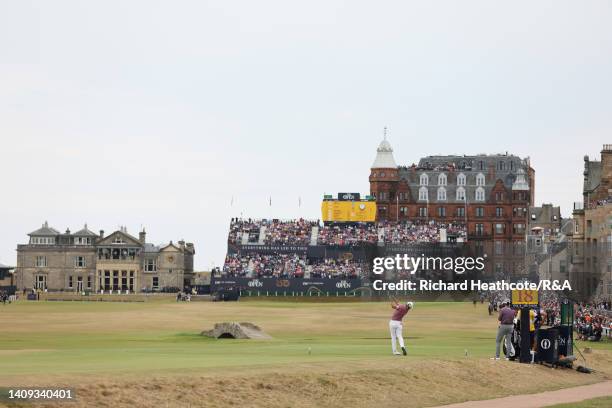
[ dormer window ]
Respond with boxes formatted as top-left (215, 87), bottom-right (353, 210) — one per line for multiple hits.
top-left (457, 173), bottom-right (466, 186)
top-left (437, 187), bottom-right (447, 201)
top-left (438, 173), bottom-right (447, 186)
top-left (113, 237), bottom-right (125, 244)
top-left (475, 187), bottom-right (485, 201)
top-left (419, 174), bottom-right (429, 186)
top-left (456, 187), bottom-right (466, 201)
top-left (418, 186), bottom-right (428, 201)
top-left (476, 173), bottom-right (485, 186)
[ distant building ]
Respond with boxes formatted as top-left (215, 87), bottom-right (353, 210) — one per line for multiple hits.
top-left (570, 144), bottom-right (612, 300)
top-left (0, 262), bottom-right (14, 290)
top-left (528, 204), bottom-right (562, 238)
top-left (369, 135), bottom-right (534, 277)
top-left (15, 223), bottom-right (195, 293)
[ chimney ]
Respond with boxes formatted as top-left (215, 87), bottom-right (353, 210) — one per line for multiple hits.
top-left (178, 240), bottom-right (185, 250)
top-left (139, 229), bottom-right (146, 244)
top-left (99, 230), bottom-right (104, 238)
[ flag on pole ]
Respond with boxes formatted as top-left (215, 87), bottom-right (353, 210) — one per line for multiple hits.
top-left (269, 196), bottom-right (272, 206)
top-left (298, 197), bottom-right (302, 207)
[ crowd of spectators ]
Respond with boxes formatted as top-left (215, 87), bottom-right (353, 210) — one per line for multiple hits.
top-left (228, 218), bottom-right (262, 244)
top-left (222, 252), bottom-right (306, 278)
top-left (308, 259), bottom-right (365, 279)
top-left (587, 196), bottom-right (612, 209)
top-left (263, 218), bottom-right (317, 245)
top-left (229, 218), bottom-right (468, 246)
top-left (380, 221), bottom-right (467, 244)
top-left (317, 223), bottom-right (378, 246)
top-left (221, 253), bottom-right (365, 279)
top-left (488, 291), bottom-right (612, 342)
top-left (574, 302), bottom-right (611, 341)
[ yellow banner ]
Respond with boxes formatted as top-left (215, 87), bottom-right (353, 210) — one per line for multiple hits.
top-left (511, 289), bottom-right (538, 305)
top-left (321, 201), bottom-right (376, 222)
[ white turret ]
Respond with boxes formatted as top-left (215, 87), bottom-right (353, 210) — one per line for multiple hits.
top-left (512, 167), bottom-right (529, 190)
top-left (371, 128), bottom-right (397, 169)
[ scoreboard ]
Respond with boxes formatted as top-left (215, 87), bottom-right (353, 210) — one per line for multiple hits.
top-left (511, 289), bottom-right (539, 305)
top-left (321, 197), bottom-right (376, 222)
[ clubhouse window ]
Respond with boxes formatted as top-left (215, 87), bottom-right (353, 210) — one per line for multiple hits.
top-left (68, 275), bottom-right (73, 289)
top-left (145, 258), bottom-right (157, 272)
top-left (35, 256), bottom-right (47, 267)
top-left (75, 256), bottom-right (86, 268)
top-left (152, 277), bottom-right (159, 290)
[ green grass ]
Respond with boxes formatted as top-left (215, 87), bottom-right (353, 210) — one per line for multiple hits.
top-left (0, 300), bottom-right (510, 377)
top-left (548, 396), bottom-right (612, 408)
top-left (1, 300), bottom-right (611, 407)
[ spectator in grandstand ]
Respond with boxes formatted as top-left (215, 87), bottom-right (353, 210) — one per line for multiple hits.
top-left (317, 223), bottom-right (378, 246)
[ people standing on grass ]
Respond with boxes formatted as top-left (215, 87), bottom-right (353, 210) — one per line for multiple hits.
top-left (492, 300), bottom-right (515, 360)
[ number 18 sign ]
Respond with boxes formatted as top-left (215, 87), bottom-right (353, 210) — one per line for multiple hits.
top-left (512, 289), bottom-right (539, 305)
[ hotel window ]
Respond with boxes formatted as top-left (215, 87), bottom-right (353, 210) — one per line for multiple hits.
top-left (496, 207), bottom-right (503, 218)
top-left (418, 187), bottom-right (428, 201)
top-left (418, 207), bottom-right (428, 217)
top-left (419, 174), bottom-right (429, 186)
top-left (457, 173), bottom-right (466, 186)
top-left (495, 223), bottom-right (505, 234)
top-left (495, 241), bottom-right (504, 255)
top-left (513, 224), bottom-right (525, 234)
top-left (475, 187), bottom-right (485, 201)
top-left (457, 207), bottom-right (465, 217)
top-left (476, 173), bottom-right (485, 186)
top-left (438, 207), bottom-right (446, 217)
top-left (498, 161), bottom-right (505, 171)
top-left (475, 223), bottom-right (484, 236)
top-left (437, 187), bottom-right (447, 201)
top-left (400, 207), bottom-right (408, 216)
top-left (478, 161), bottom-right (484, 170)
top-left (438, 173), bottom-right (447, 186)
top-left (145, 258), bottom-right (157, 272)
top-left (35, 256), bottom-right (47, 267)
top-left (456, 187), bottom-right (466, 201)
top-left (75, 256), bottom-right (86, 268)
top-left (476, 207), bottom-right (484, 217)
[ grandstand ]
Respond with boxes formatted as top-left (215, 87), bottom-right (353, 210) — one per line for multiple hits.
top-left (214, 218), bottom-right (470, 295)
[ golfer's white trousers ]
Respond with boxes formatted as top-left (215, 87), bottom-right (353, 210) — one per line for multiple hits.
top-left (389, 320), bottom-right (405, 352)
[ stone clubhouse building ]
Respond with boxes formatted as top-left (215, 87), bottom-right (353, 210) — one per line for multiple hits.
top-left (15, 222), bottom-right (194, 293)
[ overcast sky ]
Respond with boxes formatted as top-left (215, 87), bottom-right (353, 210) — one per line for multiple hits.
top-left (1, 1), bottom-right (610, 269)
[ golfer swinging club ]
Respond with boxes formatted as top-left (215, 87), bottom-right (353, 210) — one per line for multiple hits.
top-left (389, 298), bottom-right (413, 355)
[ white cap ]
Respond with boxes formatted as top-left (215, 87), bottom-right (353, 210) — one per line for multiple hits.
top-left (406, 301), bottom-right (414, 309)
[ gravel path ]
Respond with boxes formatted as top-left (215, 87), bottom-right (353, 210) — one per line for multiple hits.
top-left (435, 380), bottom-right (612, 408)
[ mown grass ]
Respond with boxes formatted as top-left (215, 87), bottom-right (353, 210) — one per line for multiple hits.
top-left (0, 300), bottom-right (610, 407)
